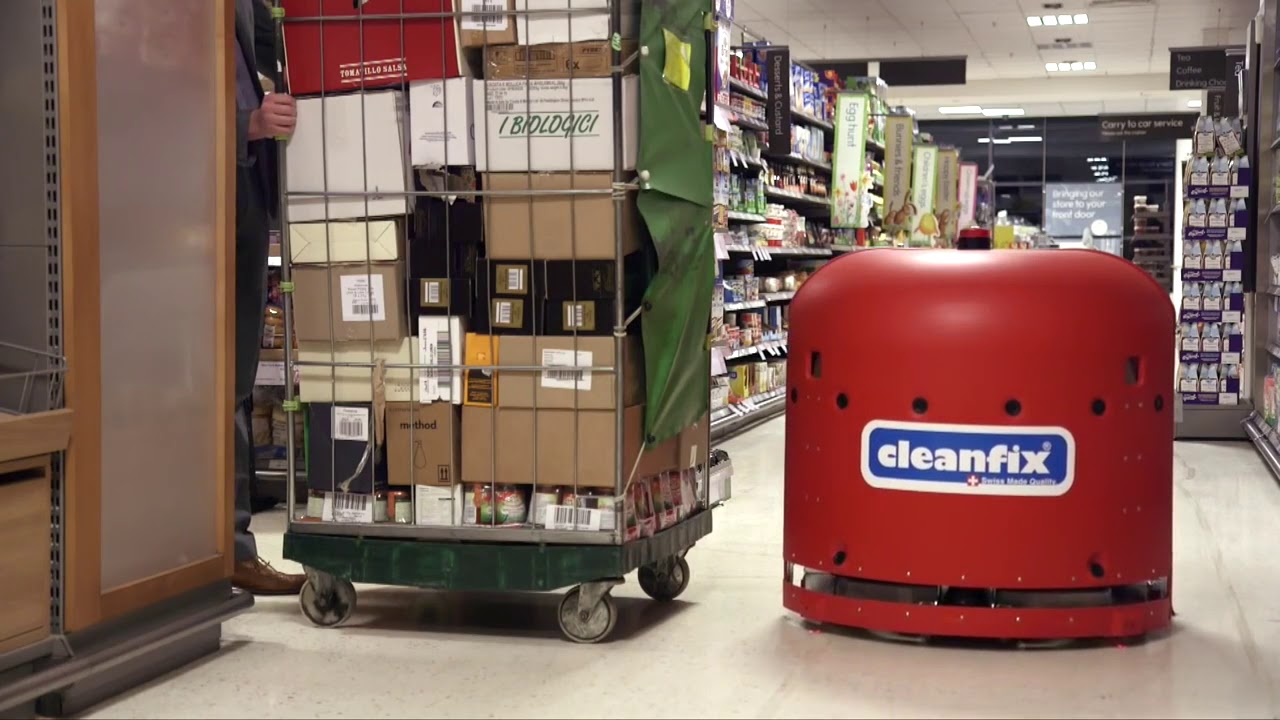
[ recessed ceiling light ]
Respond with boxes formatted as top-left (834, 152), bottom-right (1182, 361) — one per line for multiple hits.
top-left (978, 138), bottom-right (1013, 145)
top-left (1042, 14), bottom-right (1058, 26)
top-left (1057, 14), bottom-right (1073, 25)
top-left (982, 108), bottom-right (1026, 117)
top-left (1009, 135), bottom-right (1043, 142)
top-left (1074, 13), bottom-right (1088, 24)
top-left (1188, 99), bottom-right (1203, 108)
top-left (1045, 62), bottom-right (1058, 71)
top-left (1084, 61), bottom-right (1097, 70)
top-left (938, 105), bottom-right (983, 115)
top-left (1027, 15), bottom-right (1043, 26)
top-left (1071, 61), bottom-right (1084, 71)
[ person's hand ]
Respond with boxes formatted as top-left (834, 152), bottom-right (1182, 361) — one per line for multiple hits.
top-left (248, 93), bottom-right (296, 140)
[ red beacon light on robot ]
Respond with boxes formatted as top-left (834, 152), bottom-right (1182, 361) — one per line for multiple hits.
top-left (782, 247), bottom-right (1174, 644)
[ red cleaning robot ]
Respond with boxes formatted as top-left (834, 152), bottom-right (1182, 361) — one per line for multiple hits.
top-left (783, 248), bottom-right (1173, 641)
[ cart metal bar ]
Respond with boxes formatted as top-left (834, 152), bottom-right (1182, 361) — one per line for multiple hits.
top-left (291, 361), bottom-right (618, 372)
top-left (289, 519), bottom-right (620, 545)
top-left (283, 9), bottom-right (610, 23)
top-left (283, 187), bottom-right (627, 198)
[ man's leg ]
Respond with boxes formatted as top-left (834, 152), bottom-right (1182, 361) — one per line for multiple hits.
top-left (232, 168), bottom-right (304, 595)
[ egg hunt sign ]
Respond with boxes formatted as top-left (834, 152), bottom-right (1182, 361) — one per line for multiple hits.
top-left (1098, 113), bottom-right (1197, 141)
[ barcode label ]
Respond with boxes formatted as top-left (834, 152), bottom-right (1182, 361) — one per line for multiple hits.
top-left (419, 317), bottom-right (458, 403)
top-left (503, 267), bottom-right (526, 292)
top-left (541, 349), bottom-right (593, 391)
top-left (495, 300), bottom-right (514, 325)
top-left (461, 0), bottom-right (509, 31)
top-left (426, 281), bottom-right (441, 305)
top-left (431, 331), bottom-right (453, 380)
top-left (333, 406), bottom-right (369, 442)
top-left (565, 303), bottom-right (585, 329)
top-left (544, 505), bottom-right (604, 532)
top-left (340, 274), bottom-right (387, 322)
top-left (323, 492), bottom-right (374, 524)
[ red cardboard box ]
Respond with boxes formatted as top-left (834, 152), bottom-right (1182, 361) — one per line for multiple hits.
top-left (282, 0), bottom-right (463, 96)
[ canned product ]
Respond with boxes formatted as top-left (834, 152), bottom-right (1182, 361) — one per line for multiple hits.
top-left (373, 492), bottom-right (389, 523)
top-left (530, 488), bottom-right (560, 527)
top-left (306, 491), bottom-right (326, 519)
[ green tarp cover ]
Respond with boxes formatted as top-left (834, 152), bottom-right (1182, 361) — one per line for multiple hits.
top-left (637, 0), bottom-right (714, 445)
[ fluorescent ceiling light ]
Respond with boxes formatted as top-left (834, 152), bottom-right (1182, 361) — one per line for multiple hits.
top-left (1083, 61), bottom-right (1096, 70)
top-left (1074, 13), bottom-right (1088, 24)
top-left (1017, 124), bottom-right (1035, 129)
top-left (1042, 14), bottom-right (1058, 25)
top-left (1057, 14), bottom-right (1073, 25)
top-left (1045, 62), bottom-right (1058, 71)
top-left (982, 108), bottom-right (1025, 117)
top-left (938, 105), bottom-right (983, 115)
top-left (977, 138), bottom-right (1013, 145)
top-left (1009, 135), bottom-right (1043, 142)
top-left (1027, 15), bottom-right (1043, 26)
top-left (1188, 99), bottom-right (1203, 108)
top-left (1070, 61), bottom-right (1084, 71)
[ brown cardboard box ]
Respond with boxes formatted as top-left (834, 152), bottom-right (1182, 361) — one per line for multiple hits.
top-left (483, 173), bottom-right (642, 259)
top-left (677, 413), bottom-right (710, 470)
top-left (493, 336), bottom-right (643, 410)
top-left (293, 262), bottom-right (406, 342)
top-left (458, 0), bottom-right (518, 48)
top-left (461, 406), bottom-right (534, 485)
top-left (386, 403), bottom-right (460, 487)
top-left (536, 405), bottom-right (679, 490)
top-left (484, 40), bottom-right (635, 80)
top-left (463, 405), bottom-right (677, 490)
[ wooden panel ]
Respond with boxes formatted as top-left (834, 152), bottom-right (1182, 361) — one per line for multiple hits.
top-left (57, 0), bottom-right (104, 633)
top-left (100, 556), bottom-right (227, 622)
top-left (214, 0), bottom-right (235, 579)
top-left (0, 409), bottom-right (73, 464)
top-left (0, 457), bottom-right (51, 653)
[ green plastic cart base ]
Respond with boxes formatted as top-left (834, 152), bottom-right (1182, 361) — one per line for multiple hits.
top-left (283, 510), bottom-right (713, 643)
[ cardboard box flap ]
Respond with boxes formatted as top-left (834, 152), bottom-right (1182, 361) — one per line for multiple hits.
top-left (290, 220), bottom-right (402, 265)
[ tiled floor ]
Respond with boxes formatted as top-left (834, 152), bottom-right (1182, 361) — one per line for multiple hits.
top-left (84, 421), bottom-right (1280, 718)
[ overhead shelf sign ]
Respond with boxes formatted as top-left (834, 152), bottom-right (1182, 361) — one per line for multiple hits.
top-left (1168, 46), bottom-right (1242, 90)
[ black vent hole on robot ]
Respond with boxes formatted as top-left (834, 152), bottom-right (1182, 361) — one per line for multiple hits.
top-left (1005, 399), bottom-right (1022, 417)
top-left (912, 397), bottom-right (928, 415)
top-left (1089, 561), bottom-right (1106, 579)
top-left (1125, 356), bottom-right (1141, 385)
top-left (836, 393), bottom-right (848, 410)
top-left (1154, 395), bottom-right (1164, 412)
top-left (790, 387), bottom-right (798, 404)
top-left (833, 551), bottom-right (847, 566)
top-left (810, 351), bottom-right (822, 379)
top-left (1091, 399), bottom-right (1106, 416)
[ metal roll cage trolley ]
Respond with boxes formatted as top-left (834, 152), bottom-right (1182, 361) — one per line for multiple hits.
top-left (273, 0), bottom-right (722, 643)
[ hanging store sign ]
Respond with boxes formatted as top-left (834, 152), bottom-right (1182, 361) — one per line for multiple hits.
top-left (1169, 47), bottom-right (1242, 90)
top-left (958, 162), bottom-right (979, 232)
top-left (831, 92), bottom-right (870, 228)
top-left (908, 145), bottom-right (939, 247)
top-left (881, 115), bottom-right (914, 235)
top-left (765, 47), bottom-right (793, 156)
top-left (935, 149), bottom-right (960, 246)
top-left (1098, 113), bottom-right (1198, 141)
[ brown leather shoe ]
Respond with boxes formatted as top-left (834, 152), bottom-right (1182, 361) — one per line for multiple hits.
top-left (233, 557), bottom-right (306, 596)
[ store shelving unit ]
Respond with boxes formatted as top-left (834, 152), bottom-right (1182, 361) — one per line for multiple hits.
top-left (1247, 2), bottom-right (1280, 475)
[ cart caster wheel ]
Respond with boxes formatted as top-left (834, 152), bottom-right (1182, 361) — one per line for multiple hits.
top-left (299, 577), bottom-right (356, 627)
top-left (558, 587), bottom-right (618, 644)
top-left (638, 556), bottom-right (691, 601)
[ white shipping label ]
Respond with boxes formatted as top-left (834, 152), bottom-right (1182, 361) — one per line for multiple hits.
top-left (333, 406), bottom-right (370, 442)
top-left (256, 360), bottom-right (286, 386)
top-left (540, 349), bottom-right (593, 391)
top-left (461, 0), bottom-right (509, 31)
top-left (339, 274), bottom-right (387, 322)
top-left (505, 267), bottom-right (526, 292)
top-left (425, 281), bottom-right (442, 305)
top-left (418, 317), bottom-right (457, 403)
top-left (495, 300), bottom-right (515, 325)
top-left (322, 492), bottom-right (374, 524)
top-left (544, 505), bottom-right (605, 532)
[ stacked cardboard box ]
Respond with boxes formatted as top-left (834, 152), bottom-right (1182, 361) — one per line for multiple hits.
top-left (281, 0), bottom-right (708, 530)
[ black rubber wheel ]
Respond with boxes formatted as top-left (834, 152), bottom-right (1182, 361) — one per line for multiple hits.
top-left (557, 587), bottom-right (617, 644)
top-left (298, 577), bottom-right (356, 627)
top-left (638, 556), bottom-right (691, 601)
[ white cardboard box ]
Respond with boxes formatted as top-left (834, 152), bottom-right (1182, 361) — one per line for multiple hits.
top-left (289, 219), bottom-right (400, 264)
top-left (298, 337), bottom-right (420, 403)
top-left (473, 76), bottom-right (638, 172)
top-left (418, 316), bottom-right (465, 404)
top-left (287, 91), bottom-right (408, 222)
top-left (516, 0), bottom-right (638, 45)
top-left (409, 78), bottom-right (475, 168)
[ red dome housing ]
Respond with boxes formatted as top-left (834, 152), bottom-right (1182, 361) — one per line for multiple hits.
top-left (783, 249), bottom-right (1174, 641)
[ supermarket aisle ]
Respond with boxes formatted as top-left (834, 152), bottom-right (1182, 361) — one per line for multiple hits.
top-left (84, 422), bottom-right (1280, 719)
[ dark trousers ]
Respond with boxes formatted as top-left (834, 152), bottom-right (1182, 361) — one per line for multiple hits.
top-left (234, 164), bottom-right (271, 563)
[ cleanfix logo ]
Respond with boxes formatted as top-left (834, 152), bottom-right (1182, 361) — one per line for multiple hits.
top-left (860, 420), bottom-right (1076, 497)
